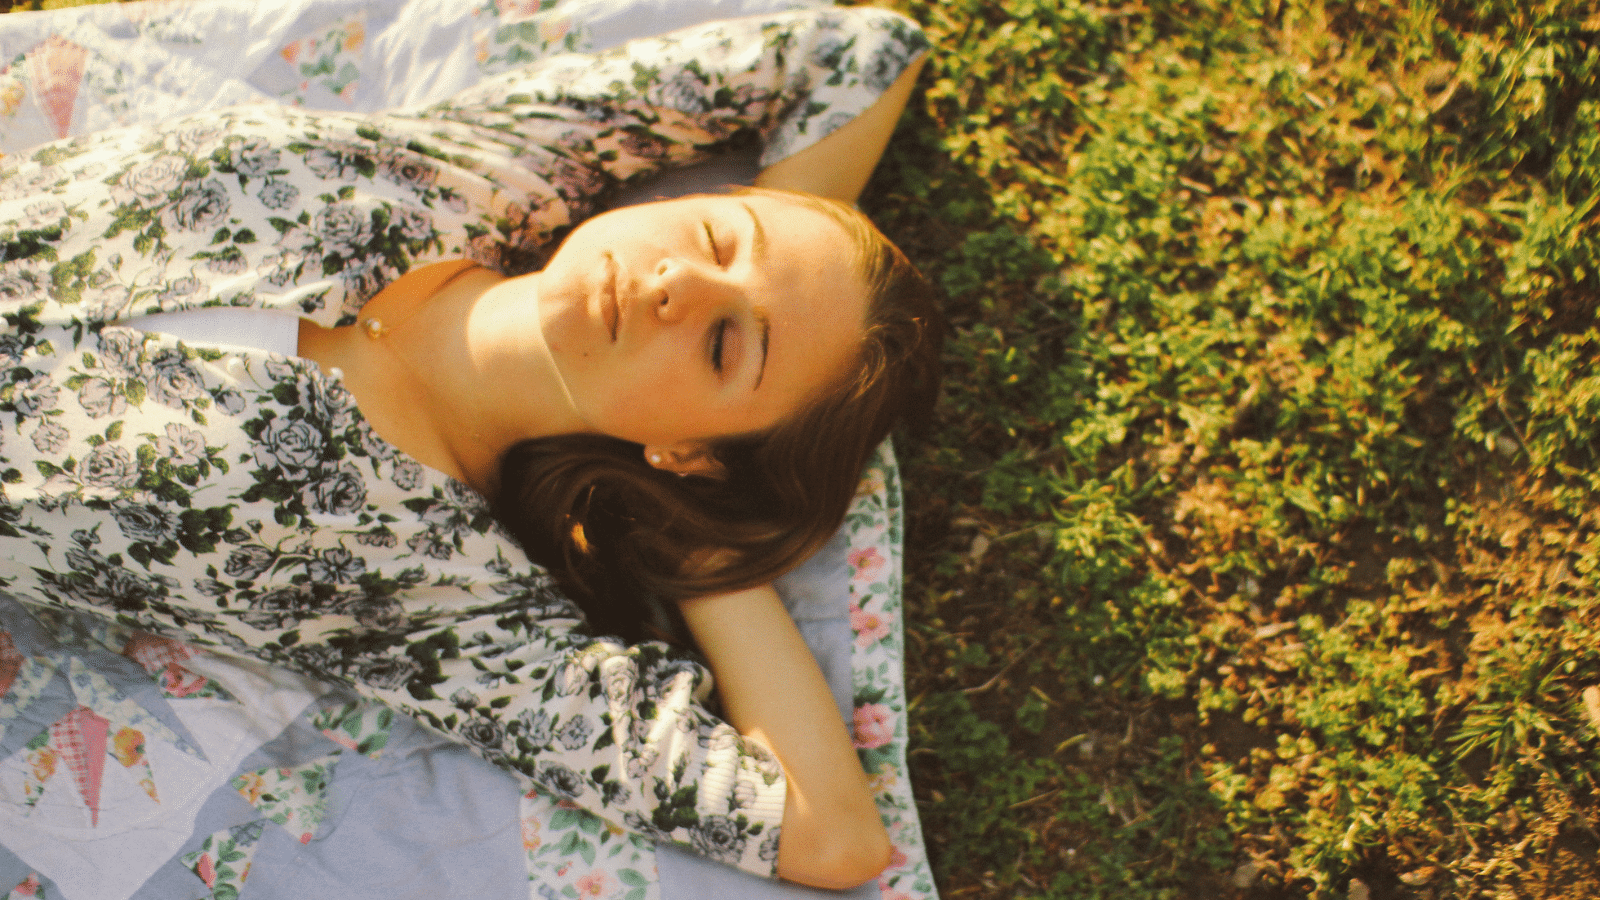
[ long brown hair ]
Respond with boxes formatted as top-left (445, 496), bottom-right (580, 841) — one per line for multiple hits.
top-left (491, 189), bottom-right (942, 643)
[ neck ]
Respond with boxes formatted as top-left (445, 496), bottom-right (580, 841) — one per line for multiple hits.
top-left (459, 272), bottom-right (593, 446)
top-left (298, 261), bottom-right (588, 497)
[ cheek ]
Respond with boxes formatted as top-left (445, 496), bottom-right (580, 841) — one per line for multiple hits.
top-left (587, 364), bottom-right (693, 441)
top-left (599, 394), bottom-right (663, 438)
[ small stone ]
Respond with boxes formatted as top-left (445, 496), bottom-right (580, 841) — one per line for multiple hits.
top-left (1582, 686), bottom-right (1600, 733)
top-left (1399, 867), bottom-right (1438, 886)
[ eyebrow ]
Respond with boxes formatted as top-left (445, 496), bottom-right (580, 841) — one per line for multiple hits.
top-left (742, 200), bottom-right (767, 262)
top-left (743, 201), bottom-right (771, 390)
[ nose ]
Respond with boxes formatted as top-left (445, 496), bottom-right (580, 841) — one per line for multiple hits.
top-left (650, 257), bottom-right (737, 324)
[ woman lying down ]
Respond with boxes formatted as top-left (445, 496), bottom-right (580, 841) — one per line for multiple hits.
top-left (0, 3), bottom-right (937, 890)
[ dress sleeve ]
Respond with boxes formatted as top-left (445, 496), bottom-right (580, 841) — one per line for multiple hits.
top-left (334, 592), bottom-right (793, 878)
top-left (402, 5), bottom-right (929, 223)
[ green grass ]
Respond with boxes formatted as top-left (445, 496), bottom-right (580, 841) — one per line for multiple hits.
top-left (860, 0), bottom-right (1600, 897)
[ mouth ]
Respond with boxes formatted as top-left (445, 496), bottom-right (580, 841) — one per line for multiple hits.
top-left (602, 252), bottom-right (620, 342)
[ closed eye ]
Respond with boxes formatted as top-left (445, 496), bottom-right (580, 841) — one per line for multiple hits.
top-left (710, 318), bottom-right (728, 373)
top-left (703, 221), bottom-right (721, 265)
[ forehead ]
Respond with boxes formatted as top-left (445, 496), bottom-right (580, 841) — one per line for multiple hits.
top-left (690, 191), bottom-right (851, 234)
top-left (742, 195), bottom-right (871, 422)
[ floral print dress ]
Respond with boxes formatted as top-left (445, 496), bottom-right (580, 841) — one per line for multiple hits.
top-left (0, 6), bottom-right (929, 878)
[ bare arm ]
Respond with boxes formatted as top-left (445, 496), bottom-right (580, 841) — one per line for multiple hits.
top-left (755, 53), bottom-right (927, 203)
top-left (678, 586), bottom-right (891, 889)
top-left (674, 35), bottom-right (926, 892)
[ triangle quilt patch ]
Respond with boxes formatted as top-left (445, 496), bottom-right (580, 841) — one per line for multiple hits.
top-left (183, 820), bottom-right (265, 894)
top-left (22, 36), bottom-right (87, 140)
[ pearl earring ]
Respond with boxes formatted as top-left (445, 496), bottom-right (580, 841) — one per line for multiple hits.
top-left (649, 453), bottom-right (662, 465)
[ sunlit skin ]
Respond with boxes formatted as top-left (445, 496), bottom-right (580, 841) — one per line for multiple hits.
top-left (514, 192), bottom-right (871, 463)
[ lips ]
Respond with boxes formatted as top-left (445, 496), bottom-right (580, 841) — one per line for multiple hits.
top-left (602, 251), bottom-right (620, 341)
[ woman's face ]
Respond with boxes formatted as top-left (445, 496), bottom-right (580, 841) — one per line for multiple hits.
top-left (532, 193), bottom-right (871, 453)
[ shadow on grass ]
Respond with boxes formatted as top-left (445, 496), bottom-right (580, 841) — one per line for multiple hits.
top-left (862, 72), bottom-right (1241, 897)
top-left (864, 0), bottom-right (1600, 897)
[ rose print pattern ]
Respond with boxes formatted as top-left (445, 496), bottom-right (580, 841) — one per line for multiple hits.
top-left (0, 8), bottom-right (928, 879)
top-left (182, 821), bottom-right (265, 895)
top-left (843, 443), bottom-right (939, 900)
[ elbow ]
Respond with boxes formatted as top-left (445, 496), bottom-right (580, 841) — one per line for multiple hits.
top-left (816, 823), bottom-right (892, 889)
top-left (776, 816), bottom-right (892, 890)
top-left (841, 823), bottom-right (894, 888)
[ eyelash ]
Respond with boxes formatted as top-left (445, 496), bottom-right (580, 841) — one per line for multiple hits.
top-left (711, 319), bottom-right (728, 374)
top-left (703, 221), bottom-right (721, 265)
top-left (703, 220), bottom-right (730, 374)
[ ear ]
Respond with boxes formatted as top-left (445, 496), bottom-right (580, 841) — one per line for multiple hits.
top-left (642, 443), bottom-right (727, 479)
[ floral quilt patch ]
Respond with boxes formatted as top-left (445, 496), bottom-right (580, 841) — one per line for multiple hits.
top-left (122, 632), bottom-right (232, 700)
top-left (522, 786), bottom-right (657, 900)
top-left (4, 873), bottom-right (45, 899)
top-left (183, 821), bottom-right (265, 898)
top-left (311, 699), bottom-right (393, 758)
top-left (472, 0), bottom-right (588, 76)
top-left (0, 657), bottom-right (56, 745)
top-left (232, 755), bottom-right (337, 844)
top-left (274, 13), bottom-right (367, 105)
top-left (846, 445), bottom-right (938, 900)
top-left (110, 726), bottom-right (158, 803)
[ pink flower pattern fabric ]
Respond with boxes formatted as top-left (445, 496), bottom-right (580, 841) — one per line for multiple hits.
top-left (844, 443), bottom-right (939, 900)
